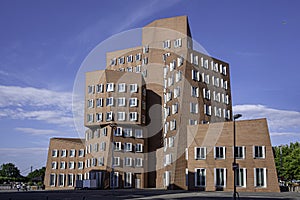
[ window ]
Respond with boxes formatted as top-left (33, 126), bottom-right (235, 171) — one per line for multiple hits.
top-left (189, 119), bottom-right (198, 125)
top-left (100, 142), bottom-right (106, 151)
top-left (114, 142), bottom-right (122, 151)
top-left (143, 45), bottom-right (149, 53)
top-left (172, 103), bottom-right (178, 114)
top-left (110, 58), bottom-right (116, 66)
top-left (135, 129), bottom-right (143, 138)
top-left (204, 104), bottom-right (212, 116)
top-left (163, 171), bottom-right (171, 187)
top-left (106, 97), bottom-right (114, 106)
top-left (124, 143), bottom-right (133, 152)
top-left (223, 81), bottom-right (228, 90)
top-left (163, 40), bottom-right (171, 48)
top-left (164, 154), bottom-right (172, 166)
top-left (70, 149), bottom-right (75, 157)
top-left (127, 67), bottom-right (133, 72)
top-left (113, 157), bottom-right (120, 166)
top-left (96, 113), bottom-right (103, 122)
top-left (215, 168), bottom-right (226, 187)
top-left (176, 70), bottom-right (182, 82)
top-left (224, 109), bottom-right (231, 120)
top-left (203, 59), bottom-right (209, 69)
top-left (195, 147), bottom-right (206, 160)
top-left (168, 136), bottom-right (175, 147)
top-left (87, 99), bottom-right (94, 108)
top-left (127, 55), bottom-right (133, 63)
top-left (142, 57), bottom-right (148, 65)
top-left (51, 162), bottom-right (57, 169)
top-left (129, 112), bottom-right (138, 121)
top-left (52, 149), bottom-right (58, 157)
top-left (191, 86), bottom-right (199, 97)
top-left (166, 92), bottom-right (172, 102)
top-left (118, 57), bottom-right (124, 64)
top-left (168, 75), bottom-right (174, 86)
top-left (101, 127), bottom-right (107, 136)
top-left (214, 147), bottom-right (225, 159)
top-left (129, 98), bottom-right (138, 107)
top-left (61, 149), bottom-right (67, 157)
top-left (78, 161), bottom-right (84, 169)
top-left (192, 70), bottom-right (200, 81)
top-left (124, 157), bottom-right (132, 166)
top-left (135, 143), bottom-right (143, 152)
top-left (254, 146), bottom-right (265, 158)
top-left (174, 38), bottom-right (182, 48)
top-left (254, 168), bottom-right (267, 187)
top-left (177, 57), bottom-right (184, 67)
top-left (58, 174), bottom-right (65, 187)
top-left (117, 112), bottom-right (125, 121)
top-left (174, 87), bottom-right (180, 98)
top-left (203, 89), bottom-right (210, 100)
top-left (190, 103), bottom-right (199, 114)
top-left (204, 74), bottom-right (210, 84)
top-left (111, 171), bottom-right (119, 188)
top-left (69, 161), bottom-right (75, 169)
top-left (88, 85), bottom-right (94, 94)
top-left (135, 65), bottom-right (141, 73)
top-left (114, 127), bottom-right (122, 136)
top-left (60, 161), bottom-right (66, 169)
top-left (106, 83), bottom-right (114, 92)
top-left (195, 168), bottom-right (206, 187)
top-left (136, 53), bottom-right (142, 61)
top-left (93, 143), bottom-right (99, 152)
top-left (129, 84), bottom-right (138, 93)
top-left (212, 76), bottom-right (220, 87)
top-left (96, 98), bottom-right (103, 107)
top-left (221, 65), bottom-right (227, 75)
top-left (78, 149), bottom-right (84, 157)
top-left (170, 119), bottom-right (176, 130)
top-left (124, 128), bottom-right (133, 137)
top-left (236, 168), bottom-right (246, 187)
top-left (76, 174), bottom-right (83, 181)
top-left (98, 157), bottom-right (104, 166)
top-left (50, 174), bottom-right (56, 186)
top-left (235, 146), bottom-right (245, 159)
top-left (214, 107), bottom-right (222, 117)
top-left (124, 172), bottom-right (132, 188)
top-left (67, 174), bottom-right (74, 187)
top-left (118, 97), bottom-right (126, 107)
top-left (106, 111), bottom-right (113, 121)
top-left (213, 92), bottom-right (221, 102)
top-left (135, 158), bottom-right (143, 167)
top-left (118, 83), bottom-right (126, 92)
top-left (96, 84), bottom-right (103, 93)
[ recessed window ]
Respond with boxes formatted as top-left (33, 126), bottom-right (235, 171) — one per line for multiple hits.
top-left (135, 143), bottom-right (143, 152)
top-left (58, 174), bottom-right (65, 187)
top-left (135, 129), bottom-right (143, 138)
top-left (60, 161), bottom-right (65, 169)
top-left (174, 87), bottom-right (180, 98)
top-left (88, 85), bottom-right (94, 94)
top-left (214, 147), bottom-right (225, 159)
top-left (98, 157), bottom-right (104, 166)
top-left (117, 112), bottom-right (125, 121)
top-left (235, 146), bottom-right (245, 159)
top-left (124, 157), bottom-right (132, 166)
top-left (127, 55), bottom-right (133, 63)
top-left (254, 168), bottom-right (267, 187)
top-left (124, 143), bottom-right (132, 152)
top-left (96, 84), bottom-right (103, 93)
top-left (78, 149), bottom-right (84, 157)
top-left (195, 147), bottom-right (206, 160)
top-left (129, 84), bottom-right (138, 93)
top-left (136, 53), bottom-right (142, 61)
top-left (106, 112), bottom-right (113, 121)
top-left (129, 112), bottom-right (138, 121)
top-left (203, 89), bottom-right (210, 100)
top-left (118, 83), bottom-right (126, 92)
top-left (174, 38), bottom-right (182, 48)
top-left (69, 161), bottom-right (75, 169)
top-left (50, 174), bottom-right (56, 186)
top-left (87, 114), bottom-right (94, 123)
top-left (253, 146), bottom-right (265, 159)
top-left (124, 128), bottom-right (133, 137)
top-left (117, 97), bottom-right (126, 107)
top-left (113, 157), bottom-right (120, 166)
top-left (192, 70), bottom-right (200, 81)
top-left (114, 142), bottom-right (122, 151)
top-left (87, 99), bottom-right (94, 108)
top-left (172, 103), bottom-right (178, 114)
top-left (114, 127), bottom-right (122, 136)
top-left (61, 149), bottom-right (67, 157)
top-left (96, 98), bottom-right (103, 107)
top-left (135, 158), bottom-right (143, 167)
top-left (110, 58), bottom-right (116, 66)
top-left (100, 142), bottom-right (106, 151)
top-left (118, 57), bottom-right (125, 64)
top-left (78, 161), bottom-right (84, 169)
top-left (106, 83), bottom-right (114, 92)
top-left (69, 149), bottom-right (75, 157)
top-left (170, 119), bottom-right (176, 131)
top-left (215, 168), bottom-right (226, 187)
top-left (236, 168), bottom-right (246, 187)
top-left (195, 168), bottom-right (206, 187)
top-left (204, 105), bottom-right (212, 116)
top-left (191, 86), bottom-right (199, 97)
top-left (135, 65), bottom-right (141, 73)
top-left (51, 162), bottom-right (57, 169)
top-left (96, 113), bottom-right (103, 122)
top-left (176, 70), bottom-right (182, 82)
top-left (129, 98), bottom-right (138, 107)
top-left (106, 97), bottom-right (114, 106)
top-left (163, 40), bottom-right (171, 49)
top-left (190, 103), bottom-right (198, 114)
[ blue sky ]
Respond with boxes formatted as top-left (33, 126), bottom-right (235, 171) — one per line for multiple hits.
top-left (0, 0), bottom-right (299, 175)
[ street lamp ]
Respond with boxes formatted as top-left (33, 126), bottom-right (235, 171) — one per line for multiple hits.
top-left (233, 114), bottom-right (242, 200)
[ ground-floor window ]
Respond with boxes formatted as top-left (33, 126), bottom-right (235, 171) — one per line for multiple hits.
top-left (76, 174), bottom-right (82, 181)
top-left (163, 171), bottom-right (171, 187)
top-left (67, 174), bottom-right (74, 187)
top-left (124, 172), bottom-right (132, 188)
top-left (58, 174), bottom-right (65, 187)
top-left (236, 168), bottom-right (246, 187)
top-left (254, 168), bottom-right (267, 187)
top-left (49, 174), bottom-right (56, 186)
top-left (195, 168), bottom-right (206, 187)
top-left (214, 168), bottom-right (226, 187)
top-left (110, 171), bottom-right (119, 188)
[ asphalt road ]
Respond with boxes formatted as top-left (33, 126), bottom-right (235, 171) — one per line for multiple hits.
top-left (0, 189), bottom-right (300, 200)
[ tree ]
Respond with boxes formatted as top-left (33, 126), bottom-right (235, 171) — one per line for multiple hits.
top-left (0, 163), bottom-right (21, 178)
top-left (27, 167), bottom-right (46, 182)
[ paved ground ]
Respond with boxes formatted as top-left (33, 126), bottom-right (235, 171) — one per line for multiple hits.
top-left (0, 189), bottom-right (300, 200)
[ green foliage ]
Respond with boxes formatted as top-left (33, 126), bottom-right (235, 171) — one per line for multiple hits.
top-left (26, 167), bottom-right (45, 181)
top-left (274, 142), bottom-right (300, 181)
top-left (0, 163), bottom-right (21, 178)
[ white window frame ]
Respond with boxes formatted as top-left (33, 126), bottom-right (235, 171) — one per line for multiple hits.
top-left (214, 146), bottom-right (225, 159)
top-left (195, 147), bottom-right (206, 160)
top-left (50, 174), bottom-right (56, 186)
top-left (106, 97), bottom-right (114, 107)
top-left (117, 112), bottom-right (126, 121)
top-left (78, 161), bottom-right (84, 169)
top-left (106, 83), bottom-right (115, 92)
top-left (106, 111), bottom-right (113, 121)
top-left (114, 127), bottom-right (122, 136)
top-left (135, 158), bottom-right (143, 167)
top-left (96, 98), bottom-right (103, 107)
top-left (124, 157), bottom-right (132, 166)
top-left (51, 162), bottom-right (57, 169)
top-left (113, 157), bottom-right (120, 166)
top-left (129, 84), bottom-right (138, 93)
top-left (61, 149), bottom-right (67, 157)
top-left (117, 97), bottom-right (126, 107)
top-left (214, 168), bottom-right (226, 188)
top-left (70, 149), bottom-right (75, 157)
top-left (253, 146), bottom-right (265, 159)
top-left (135, 129), bottom-right (143, 138)
top-left (129, 98), bottom-right (138, 107)
top-left (78, 149), bottom-right (84, 157)
top-left (254, 168), bottom-right (267, 187)
top-left (58, 174), bottom-right (65, 187)
top-left (124, 143), bottom-right (133, 152)
top-left (124, 128), bottom-right (133, 137)
top-left (236, 168), bottom-right (247, 187)
top-left (234, 146), bottom-right (245, 159)
top-left (96, 113), bottom-right (103, 122)
top-left (135, 143), bottom-right (143, 153)
top-left (118, 83), bottom-right (126, 92)
top-left (195, 168), bottom-right (206, 187)
top-left (96, 84), bottom-right (103, 93)
top-left (129, 112), bottom-right (138, 121)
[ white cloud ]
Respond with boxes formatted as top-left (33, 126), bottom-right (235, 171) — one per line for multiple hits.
top-left (233, 104), bottom-right (300, 138)
top-left (15, 127), bottom-right (60, 136)
top-left (0, 85), bottom-right (74, 127)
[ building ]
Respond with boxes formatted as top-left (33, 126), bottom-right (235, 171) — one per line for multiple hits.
top-left (44, 16), bottom-right (279, 192)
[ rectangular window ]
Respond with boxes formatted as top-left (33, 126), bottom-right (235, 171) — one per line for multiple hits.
top-left (124, 157), bottom-right (132, 166)
top-left (127, 55), bottom-right (133, 63)
top-left (100, 142), bottom-right (106, 151)
top-left (214, 107), bottom-right (222, 117)
top-left (177, 57), bottom-right (183, 67)
top-left (114, 127), bottom-right (122, 136)
top-left (117, 97), bottom-right (126, 107)
top-left (124, 128), bottom-right (133, 137)
top-left (214, 147), bottom-right (225, 159)
top-left (106, 111), bottom-right (113, 121)
top-left (174, 38), bottom-right (182, 48)
top-left (192, 70), bottom-right (200, 81)
top-left (88, 85), bottom-right (94, 94)
top-left (70, 149), bottom-right (75, 157)
top-left (117, 112), bottom-right (125, 121)
top-left (106, 83), bottom-right (114, 92)
top-left (110, 172), bottom-right (119, 188)
top-left (164, 154), bottom-right (172, 166)
top-left (236, 168), bottom-right (246, 187)
top-left (195, 168), bottom-right (206, 187)
top-left (254, 168), bottom-right (267, 187)
top-left (195, 147), bottom-right (206, 160)
top-left (203, 89), bottom-right (210, 100)
top-left (129, 84), bottom-right (138, 93)
top-left (254, 146), bottom-right (265, 158)
top-left (168, 136), bottom-right (175, 148)
top-left (124, 172), bottom-right (132, 188)
top-left (96, 113), bottom-right (103, 122)
top-left (168, 75), bottom-right (174, 86)
top-left (135, 158), bottom-right (143, 167)
top-left (135, 129), bottom-right (143, 138)
top-left (170, 119), bottom-right (176, 131)
top-left (78, 161), bottom-right (84, 169)
top-left (58, 174), bottom-right (65, 187)
top-left (106, 97), bottom-right (114, 106)
top-left (129, 98), bottom-right (138, 107)
top-left (60, 161), bottom-right (65, 169)
top-left (215, 168), bottom-right (226, 187)
top-left (118, 83), bottom-right (126, 92)
top-left (113, 157), bottom-right (120, 166)
top-left (67, 174), bottom-right (74, 187)
top-left (98, 157), bottom-right (104, 166)
top-left (118, 57), bottom-right (124, 64)
top-left (129, 112), bottom-right (138, 121)
top-left (175, 70), bottom-right (182, 82)
top-left (124, 143), bottom-right (133, 152)
top-left (96, 84), bottom-right (103, 93)
top-left (235, 146), bottom-right (245, 159)
top-left (191, 86), bottom-right (199, 97)
top-left (114, 142), bottom-right (122, 151)
top-left (110, 58), bottom-right (116, 66)
top-left (163, 171), bottom-right (171, 187)
top-left (135, 143), bottom-right (143, 152)
top-left (163, 40), bottom-right (171, 48)
top-left (61, 149), bottom-right (67, 157)
top-left (190, 103), bottom-right (199, 114)
top-left (87, 99), bottom-right (94, 108)
top-left (51, 162), bottom-right (57, 169)
top-left (143, 45), bottom-right (149, 53)
top-left (172, 103), bottom-right (178, 114)
top-left (96, 98), bottom-right (103, 107)
top-left (69, 161), bottom-right (75, 169)
top-left (101, 127), bottom-right (107, 136)
top-left (204, 59), bottom-right (209, 69)
top-left (127, 67), bottom-right (133, 72)
top-left (204, 74), bottom-right (210, 84)
top-left (78, 149), bottom-right (84, 157)
top-left (204, 104), bottom-right (212, 116)
top-left (189, 119), bottom-right (198, 125)
top-left (174, 87), bottom-right (180, 98)
top-left (52, 149), bottom-right (58, 157)
top-left (136, 53), bottom-right (142, 61)
top-left (142, 57), bottom-right (148, 65)
top-left (50, 174), bottom-right (56, 186)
